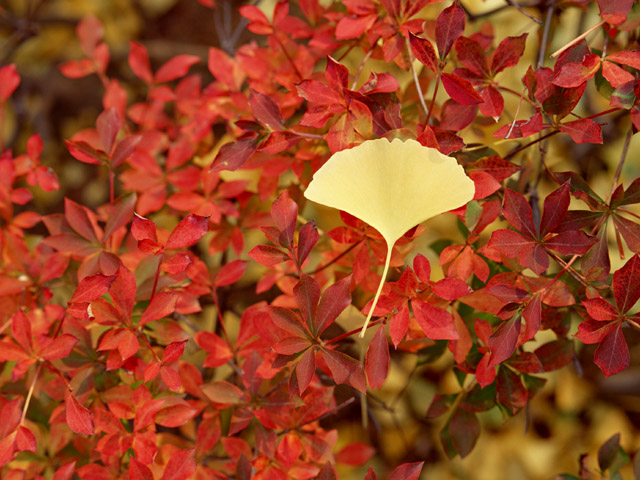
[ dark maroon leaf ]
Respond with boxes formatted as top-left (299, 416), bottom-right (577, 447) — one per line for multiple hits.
top-left (249, 89), bottom-right (285, 130)
top-left (489, 316), bottom-right (521, 365)
top-left (613, 254), bottom-right (640, 313)
top-left (211, 138), bottom-right (258, 173)
top-left (315, 274), bottom-right (352, 334)
top-left (365, 326), bottom-right (390, 389)
top-left (491, 33), bottom-right (528, 75)
top-left (594, 324), bottom-right (629, 376)
top-left (436, 1), bottom-right (465, 60)
top-left (409, 33), bottom-right (438, 73)
top-left (441, 73), bottom-right (483, 105)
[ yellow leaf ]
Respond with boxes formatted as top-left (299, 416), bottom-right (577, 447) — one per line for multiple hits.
top-left (304, 138), bottom-right (474, 337)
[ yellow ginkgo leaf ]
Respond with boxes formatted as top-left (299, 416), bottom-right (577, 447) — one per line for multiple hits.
top-left (304, 138), bottom-right (475, 337)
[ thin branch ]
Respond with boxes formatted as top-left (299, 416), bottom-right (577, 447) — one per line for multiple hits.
top-left (306, 240), bottom-right (364, 275)
top-left (608, 126), bottom-right (633, 202)
top-left (550, 14), bottom-right (612, 58)
top-left (538, 4), bottom-right (555, 69)
top-left (405, 37), bottom-right (429, 118)
top-left (505, 0), bottom-right (542, 25)
top-left (350, 49), bottom-right (373, 91)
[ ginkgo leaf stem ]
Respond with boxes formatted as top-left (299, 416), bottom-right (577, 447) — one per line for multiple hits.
top-left (359, 245), bottom-right (393, 338)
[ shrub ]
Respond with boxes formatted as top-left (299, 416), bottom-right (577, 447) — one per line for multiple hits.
top-left (1, 0), bottom-right (640, 478)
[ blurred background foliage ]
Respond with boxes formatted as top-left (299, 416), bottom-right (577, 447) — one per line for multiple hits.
top-left (2, 0), bottom-right (640, 478)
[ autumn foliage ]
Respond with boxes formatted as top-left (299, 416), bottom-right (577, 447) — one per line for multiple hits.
top-left (2, 0), bottom-right (640, 478)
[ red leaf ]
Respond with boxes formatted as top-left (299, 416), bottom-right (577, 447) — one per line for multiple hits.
top-left (273, 336), bottom-right (311, 355)
top-left (41, 334), bottom-right (78, 361)
top-left (606, 50), bottom-right (640, 70)
top-left (129, 457), bottom-right (154, 480)
top-left (129, 41), bottom-right (153, 84)
top-left (294, 274), bottom-right (321, 328)
top-left (296, 348), bottom-right (316, 394)
top-left (493, 113), bottom-right (543, 139)
top-left (502, 188), bottom-right (536, 238)
top-left (335, 13), bottom-right (377, 40)
top-left (155, 55), bottom-right (199, 83)
top-left (455, 37), bottom-right (489, 77)
top-left (296, 79), bottom-right (344, 106)
top-left (202, 380), bottom-right (246, 404)
top-left (594, 324), bottom-right (629, 376)
top-left (249, 89), bottom-right (285, 130)
top-left (239, 5), bottom-right (273, 34)
top-left (432, 278), bottom-right (472, 300)
top-left (575, 319), bottom-right (617, 344)
top-left (436, 1), bottom-right (465, 60)
top-left (440, 100), bottom-right (477, 130)
top-left (602, 61), bottom-right (635, 88)
top-left (335, 443), bottom-right (375, 466)
top-left (409, 33), bottom-right (438, 73)
top-left (478, 85), bottom-right (504, 120)
top-left (271, 190), bottom-right (298, 246)
top-left (325, 56), bottom-right (349, 91)
top-left (156, 400), bottom-right (196, 426)
top-left (165, 214), bottom-right (209, 249)
top-left (139, 292), bottom-right (179, 327)
top-left (111, 135), bottom-right (142, 168)
top-left (163, 340), bottom-right (187, 363)
top-left (389, 304), bottom-right (410, 348)
top-left (365, 326), bottom-right (390, 389)
top-left (443, 408), bottom-right (480, 458)
top-left (540, 183), bottom-right (570, 235)
top-left (489, 316), bottom-right (521, 365)
top-left (208, 47), bottom-right (244, 91)
top-left (583, 298), bottom-right (618, 322)
top-left (491, 34), bottom-right (528, 75)
top-left (613, 254), bottom-right (640, 313)
top-left (53, 461), bottom-right (77, 480)
top-left (597, 0), bottom-right (633, 25)
top-left (412, 301), bottom-right (459, 340)
top-left (215, 259), bottom-right (248, 287)
top-left (59, 59), bottom-right (95, 79)
top-left (66, 395), bottom-right (94, 435)
top-left (315, 274), bottom-right (352, 334)
top-left (0, 64), bottom-right (20, 102)
top-left (65, 197), bottom-right (99, 242)
top-left (268, 306), bottom-right (309, 338)
top-left (194, 331), bottom-right (233, 367)
top-left (132, 214), bottom-right (159, 243)
top-left (558, 118), bottom-right (603, 144)
top-left (321, 349), bottom-right (366, 393)
top-left (469, 155), bottom-right (522, 182)
top-left (15, 425), bottom-right (36, 452)
top-left (211, 138), bottom-right (258, 173)
top-left (389, 462), bottom-right (424, 480)
top-left (553, 54), bottom-right (601, 88)
top-left (161, 449), bottom-right (196, 480)
top-left (441, 73), bottom-right (483, 105)
top-left (545, 230), bottom-right (597, 255)
top-left (469, 171), bottom-right (501, 200)
top-left (297, 221), bottom-right (319, 265)
top-left (248, 244), bottom-right (290, 266)
top-left (614, 215), bottom-right (640, 252)
top-left (70, 273), bottom-right (116, 303)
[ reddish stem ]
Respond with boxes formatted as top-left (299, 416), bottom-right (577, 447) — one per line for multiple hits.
top-left (150, 254), bottom-right (163, 302)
